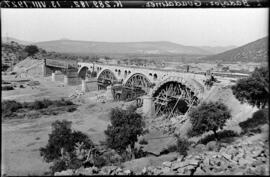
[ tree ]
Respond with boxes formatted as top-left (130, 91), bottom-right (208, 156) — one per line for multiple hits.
top-left (104, 107), bottom-right (145, 154)
top-left (188, 101), bottom-right (231, 140)
top-left (231, 66), bottom-right (269, 109)
top-left (24, 45), bottom-right (39, 56)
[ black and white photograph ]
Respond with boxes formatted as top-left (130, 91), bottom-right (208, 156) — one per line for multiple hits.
top-left (1, 4), bottom-right (269, 176)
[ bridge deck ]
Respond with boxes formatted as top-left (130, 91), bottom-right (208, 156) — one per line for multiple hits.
top-left (46, 59), bottom-right (77, 69)
top-left (79, 62), bottom-right (249, 79)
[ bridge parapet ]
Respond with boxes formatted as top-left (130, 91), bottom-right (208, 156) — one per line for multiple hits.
top-left (46, 59), bottom-right (77, 69)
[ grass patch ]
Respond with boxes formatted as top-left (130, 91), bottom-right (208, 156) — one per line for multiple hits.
top-left (2, 98), bottom-right (77, 120)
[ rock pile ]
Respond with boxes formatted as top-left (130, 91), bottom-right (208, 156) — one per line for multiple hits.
top-left (147, 115), bottom-right (178, 135)
top-left (69, 89), bottom-right (84, 99)
top-left (54, 134), bottom-right (269, 176)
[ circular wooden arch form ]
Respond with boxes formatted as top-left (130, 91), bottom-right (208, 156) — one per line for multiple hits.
top-left (152, 80), bottom-right (200, 118)
top-left (97, 69), bottom-right (117, 86)
top-left (123, 73), bottom-right (152, 93)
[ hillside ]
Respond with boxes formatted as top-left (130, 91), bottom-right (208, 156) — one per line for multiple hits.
top-left (35, 40), bottom-right (212, 56)
top-left (2, 37), bottom-right (32, 45)
top-left (198, 45), bottom-right (236, 54)
top-left (1, 42), bottom-right (28, 69)
top-left (202, 37), bottom-right (268, 63)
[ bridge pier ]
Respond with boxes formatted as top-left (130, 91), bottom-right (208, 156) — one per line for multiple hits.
top-left (43, 63), bottom-right (53, 77)
top-left (142, 95), bottom-right (155, 118)
top-left (51, 72), bottom-right (56, 82)
top-left (64, 75), bottom-right (69, 85)
top-left (81, 79), bottom-right (88, 92)
top-left (106, 85), bottom-right (114, 101)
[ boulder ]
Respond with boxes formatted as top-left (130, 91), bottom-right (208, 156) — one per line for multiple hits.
top-left (206, 141), bottom-right (217, 151)
top-left (188, 159), bottom-right (200, 166)
top-left (101, 166), bottom-right (118, 174)
top-left (172, 161), bottom-right (186, 170)
top-left (195, 144), bottom-right (206, 151)
top-left (260, 124), bottom-right (269, 133)
top-left (162, 161), bottom-right (172, 167)
top-left (54, 169), bottom-right (73, 176)
top-left (161, 166), bottom-right (171, 174)
top-left (76, 167), bottom-right (94, 175)
top-left (123, 169), bottom-right (131, 175)
top-left (193, 167), bottom-right (206, 175)
top-left (222, 153), bottom-right (232, 161)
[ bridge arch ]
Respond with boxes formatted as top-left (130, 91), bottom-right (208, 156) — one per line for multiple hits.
top-left (123, 73), bottom-right (152, 93)
top-left (150, 76), bottom-right (204, 118)
top-left (97, 69), bottom-right (117, 89)
top-left (78, 66), bottom-right (89, 79)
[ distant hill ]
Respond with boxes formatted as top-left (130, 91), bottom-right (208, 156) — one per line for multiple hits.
top-left (197, 45), bottom-right (237, 54)
top-left (35, 39), bottom-right (213, 56)
top-left (202, 37), bottom-right (268, 63)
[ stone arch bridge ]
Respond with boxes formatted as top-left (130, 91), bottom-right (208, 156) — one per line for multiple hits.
top-left (77, 62), bottom-right (211, 118)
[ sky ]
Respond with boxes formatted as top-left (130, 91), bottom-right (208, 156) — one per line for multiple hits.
top-left (1, 8), bottom-right (268, 47)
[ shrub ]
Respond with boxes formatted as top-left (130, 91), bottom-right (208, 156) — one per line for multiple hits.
top-left (198, 130), bottom-right (239, 145)
top-left (175, 137), bottom-right (190, 156)
top-left (2, 100), bottom-right (22, 117)
top-left (2, 85), bottom-right (14, 91)
top-left (138, 138), bottom-right (148, 145)
top-left (239, 108), bottom-right (269, 133)
top-left (67, 106), bottom-right (77, 112)
top-left (104, 107), bottom-right (145, 154)
top-left (2, 99), bottom-right (76, 120)
top-left (134, 147), bottom-right (147, 159)
top-left (40, 120), bottom-right (94, 163)
top-left (92, 156), bottom-right (107, 168)
top-left (2, 64), bottom-right (10, 71)
top-left (188, 101), bottom-right (231, 140)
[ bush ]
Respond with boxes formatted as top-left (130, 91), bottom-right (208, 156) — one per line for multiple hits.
top-left (134, 147), bottom-right (147, 159)
top-left (2, 100), bottom-right (22, 117)
top-left (2, 64), bottom-right (10, 71)
top-left (104, 107), bottom-right (145, 154)
top-left (138, 138), bottom-right (148, 145)
top-left (188, 101), bottom-right (231, 140)
top-left (239, 109), bottom-right (268, 133)
top-left (2, 99), bottom-right (76, 120)
top-left (40, 120), bottom-right (94, 163)
top-left (2, 85), bottom-right (14, 91)
top-left (176, 137), bottom-right (190, 156)
top-left (198, 130), bottom-right (239, 145)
